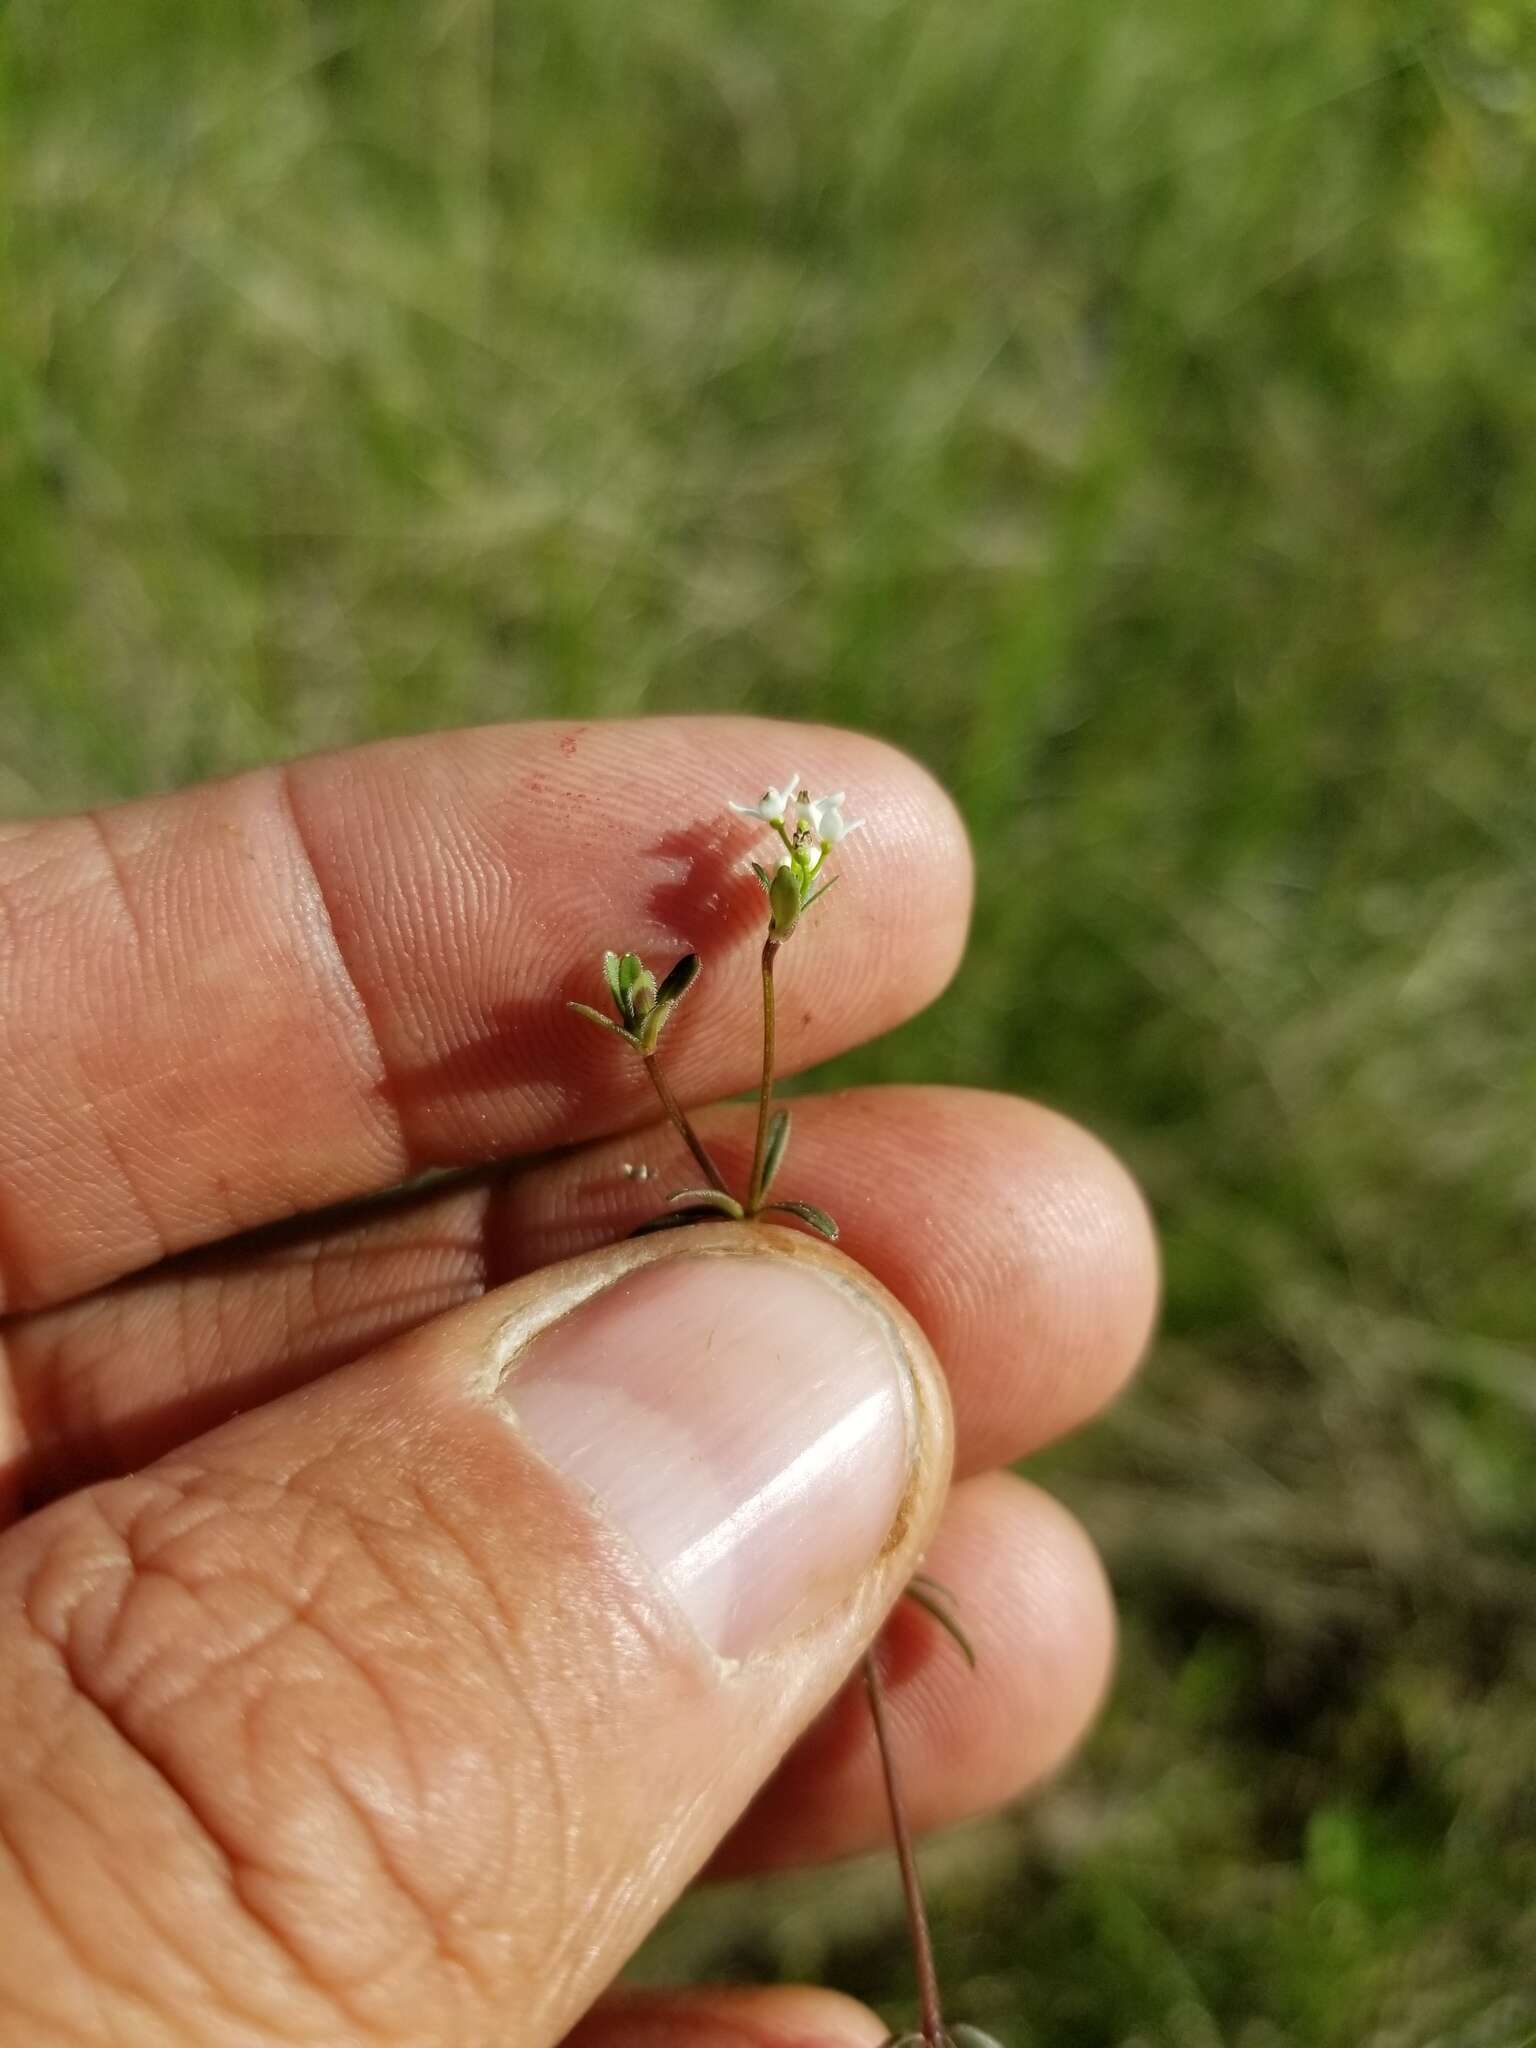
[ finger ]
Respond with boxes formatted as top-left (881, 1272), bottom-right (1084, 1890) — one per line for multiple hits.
top-left (0, 1227), bottom-right (952, 2048)
top-left (0, 718), bottom-right (970, 1312)
top-left (563, 1987), bottom-right (889, 2048)
top-left (711, 1470), bottom-right (1114, 1877)
top-left (498, 1087), bottom-right (1159, 1471)
top-left (3, 1088), bottom-right (1155, 1512)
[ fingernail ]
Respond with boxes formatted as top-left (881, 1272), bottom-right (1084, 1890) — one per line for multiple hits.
top-left (501, 1250), bottom-right (918, 1658)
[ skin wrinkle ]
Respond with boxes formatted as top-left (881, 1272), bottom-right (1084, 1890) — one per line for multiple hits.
top-left (350, 1460), bottom-right (707, 2033)
top-left (2, 1086), bottom-right (1156, 1514)
top-left (390, 1473), bottom-right (523, 1684)
top-left (0, 1224), bottom-right (961, 2042)
top-left (68, 1474), bottom-right (474, 2018)
top-left (0, 1797), bottom-right (122, 2046)
top-left (1, 1757), bottom-right (323, 2048)
top-left (13, 1514), bottom-right (360, 2042)
top-left (5, 1222), bottom-right (496, 1494)
top-left (8, 819), bottom-right (174, 1298)
top-left (240, 1454), bottom-right (584, 2004)
top-left (541, 1782), bottom-right (706, 2038)
top-left (0, 858), bottom-right (26, 964)
top-left (272, 763), bottom-right (413, 1188)
top-left (79, 1469), bottom-right (515, 2039)
top-left (375, 1467), bottom-right (578, 1943)
top-left (75, 1091), bottom-right (175, 1288)
top-left (301, 1762), bottom-right (480, 2020)
top-left (80, 812), bottom-right (147, 955)
top-left (237, 1679), bottom-right (465, 2012)
top-left (3, 722), bottom-right (969, 1315)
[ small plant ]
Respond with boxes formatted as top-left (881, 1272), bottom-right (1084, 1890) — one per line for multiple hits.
top-left (570, 776), bottom-right (998, 2048)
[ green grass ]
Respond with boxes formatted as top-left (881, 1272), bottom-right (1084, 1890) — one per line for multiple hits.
top-left (6, 1), bottom-right (1536, 2039)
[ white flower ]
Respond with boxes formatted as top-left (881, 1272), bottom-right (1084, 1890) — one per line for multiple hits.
top-left (799, 791), bottom-right (864, 846)
top-left (729, 772), bottom-right (800, 826)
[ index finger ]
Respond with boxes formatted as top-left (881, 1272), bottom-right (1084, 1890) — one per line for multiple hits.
top-left (0, 718), bottom-right (970, 1311)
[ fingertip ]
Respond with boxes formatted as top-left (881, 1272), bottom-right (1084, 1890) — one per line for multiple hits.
top-left (1019, 1099), bottom-right (1160, 1415)
top-left (565, 1985), bottom-right (890, 2048)
top-left (893, 1089), bottom-right (1160, 1459)
top-left (876, 1470), bottom-right (1115, 1829)
top-left (761, 721), bottom-right (973, 1030)
top-left (941, 1470), bottom-right (1117, 1771)
top-left (710, 1468), bottom-right (1116, 1874)
top-left (858, 728), bottom-right (975, 996)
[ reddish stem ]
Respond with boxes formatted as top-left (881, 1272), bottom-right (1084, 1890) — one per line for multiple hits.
top-left (641, 1053), bottom-right (731, 1195)
top-left (863, 1647), bottom-right (946, 2048)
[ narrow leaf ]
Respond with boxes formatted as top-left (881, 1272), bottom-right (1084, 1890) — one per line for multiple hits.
top-left (601, 951), bottom-right (624, 1007)
top-left (637, 1000), bottom-right (671, 1054)
top-left (655, 951), bottom-right (701, 1006)
top-left (763, 1199), bottom-right (839, 1241)
top-left (567, 1001), bottom-right (636, 1045)
top-left (630, 1206), bottom-right (729, 1237)
top-left (801, 871), bottom-right (843, 916)
top-left (760, 1108), bottom-right (792, 1194)
top-left (909, 1571), bottom-right (961, 1605)
top-left (667, 1188), bottom-right (745, 1219)
top-left (627, 953), bottom-right (659, 1016)
top-left (749, 860), bottom-right (773, 894)
top-left (610, 951), bottom-right (647, 1025)
top-left (904, 1579), bottom-right (978, 1670)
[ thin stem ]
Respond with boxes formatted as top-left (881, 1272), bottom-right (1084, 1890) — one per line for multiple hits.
top-left (863, 1648), bottom-right (946, 2048)
top-left (641, 1054), bottom-right (731, 1196)
top-left (746, 935), bottom-right (780, 1212)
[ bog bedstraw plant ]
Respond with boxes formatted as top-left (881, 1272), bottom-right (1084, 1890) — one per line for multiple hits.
top-left (570, 778), bottom-right (1000, 2048)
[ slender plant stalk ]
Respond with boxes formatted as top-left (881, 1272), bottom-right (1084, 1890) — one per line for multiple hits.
top-left (746, 935), bottom-right (780, 1211)
top-left (641, 1053), bottom-right (731, 1196)
top-left (864, 1649), bottom-right (946, 2048)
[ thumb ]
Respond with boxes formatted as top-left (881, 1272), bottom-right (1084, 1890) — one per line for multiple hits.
top-left (0, 1224), bottom-right (953, 2048)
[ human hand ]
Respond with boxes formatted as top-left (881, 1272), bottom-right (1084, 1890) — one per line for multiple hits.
top-left (0, 718), bottom-right (1157, 2048)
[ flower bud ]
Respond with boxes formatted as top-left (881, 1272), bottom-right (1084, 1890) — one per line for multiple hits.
top-left (769, 860), bottom-right (803, 939)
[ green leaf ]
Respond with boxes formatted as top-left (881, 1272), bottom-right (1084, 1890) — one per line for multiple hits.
top-left (567, 1001), bottom-right (636, 1045)
top-left (763, 1199), bottom-right (839, 1241)
top-left (749, 860), bottom-right (773, 894)
top-left (601, 951), bottom-right (624, 1008)
top-left (910, 1570), bottom-right (961, 1604)
top-left (636, 1001), bottom-right (670, 1054)
top-left (801, 871), bottom-right (843, 916)
top-left (904, 1577), bottom-right (978, 1669)
top-left (667, 1187), bottom-right (745, 1219)
top-left (655, 951), bottom-right (701, 1006)
top-left (628, 954), bottom-right (660, 1019)
top-left (760, 1108), bottom-right (792, 1194)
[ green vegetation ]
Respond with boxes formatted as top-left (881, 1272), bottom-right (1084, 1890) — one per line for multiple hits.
top-left (6, 1), bottom-right (1536, 2038)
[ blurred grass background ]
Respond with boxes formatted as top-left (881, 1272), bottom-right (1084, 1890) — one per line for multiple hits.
top-left (6, 0), bottom-right (1536, 2040)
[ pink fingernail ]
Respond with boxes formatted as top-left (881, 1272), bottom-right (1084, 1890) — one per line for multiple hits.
top-left (502, 1252), bottom-right (917, 1658)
